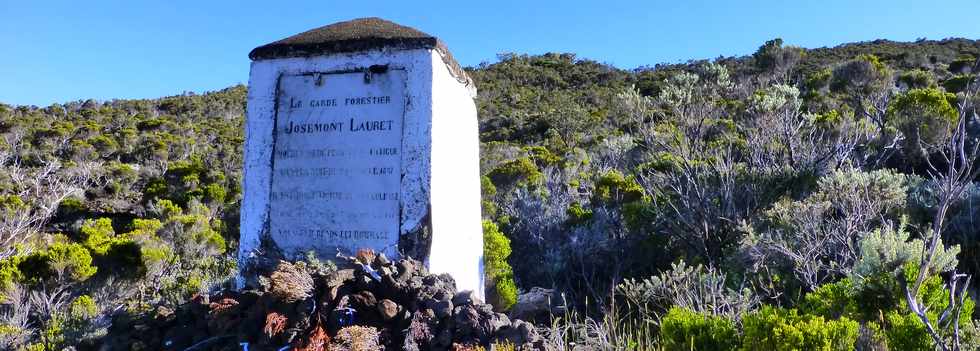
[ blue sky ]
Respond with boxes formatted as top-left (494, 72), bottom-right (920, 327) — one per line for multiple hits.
top-left (1, 0), bottom-right (978, 106)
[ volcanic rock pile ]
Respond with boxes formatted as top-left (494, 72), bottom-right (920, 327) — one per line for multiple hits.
top-left (99, 252), bottom-right (544, 350)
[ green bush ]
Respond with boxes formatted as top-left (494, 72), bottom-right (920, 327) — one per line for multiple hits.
top-left (0, 256), bottom-right (23, 298)
top-left (524, 145), bottom-right (562, 166)
top-left (481, 175), bottom-right (497, 197)
top-left (883, 311), bottom-right (932, 351)
top-left (80, 218), bottom-right (115, 255)
top-left (660, 307), bottom-right (739, 351)
top-left (831, 54), bottom-right (892, 95)
top-left (154, 199), bottom-right (182, 219)
top-left (18, 242), bottom-right (97, 285)
top-left (483, 220), bottom-right (517, 310)
top-left (203, 183), bottom-right (227, 204)
top-left (565, 202), bottom-right (593, 226)
top-left (143, 177), bottom-right (168, 200)
top-left (481, 175), bottom-right (499, 217)
top-left (948, 55), bottom-right (976, 73)
top-left (0, 195), bottom-right (26, 213)
top-left (898, 69), bottom-right (936, 89)
top-left (943, 74), bottom-right (976, 93)
top-left (594, 170), bottom-right (646, 204)
top-left (885, 88), bottom-right (959, 153)
top-left (800, 278), bottom-right (857, 319)
top-left (69, 295), bottom-right (98, 319)
top-left (741, 306), bottom-right (859, 351)
top-left (57, 197), bottom-right (86, 217)
top-left (488, 157), bottom-right (544, 187)
top-left (803, 68), bottom-right (832, 91)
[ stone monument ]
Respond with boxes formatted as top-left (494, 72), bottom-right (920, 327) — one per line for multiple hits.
top-left (238, 18), bottom-right (484, 297)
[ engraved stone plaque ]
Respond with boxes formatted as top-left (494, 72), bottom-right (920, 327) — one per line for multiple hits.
top-left (269, 70), bottom-right (405, 257)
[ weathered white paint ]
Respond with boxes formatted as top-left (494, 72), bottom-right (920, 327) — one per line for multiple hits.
top-left (239, 47), bottom-right (484, 298)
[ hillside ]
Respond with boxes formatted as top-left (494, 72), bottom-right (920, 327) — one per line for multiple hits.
top-left (0, 37), bottom-right (979, 350)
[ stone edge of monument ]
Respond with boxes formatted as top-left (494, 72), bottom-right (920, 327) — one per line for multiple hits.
top-left (248, 17), bottom-right (472, 86)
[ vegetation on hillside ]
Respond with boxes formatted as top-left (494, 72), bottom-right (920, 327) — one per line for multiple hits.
top-left (0, 87), bottom-right (245, 349)
top-left (0, 37), bottom-right (979, 349)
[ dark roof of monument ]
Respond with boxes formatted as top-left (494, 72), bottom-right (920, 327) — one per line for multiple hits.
top-left (249, 17), bottom-right (445, 60)
top-left (249, 18), bottom-right (472, 85)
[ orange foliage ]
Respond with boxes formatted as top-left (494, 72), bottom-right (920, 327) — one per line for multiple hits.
top-left (263, 311), bottom-right (288, 338)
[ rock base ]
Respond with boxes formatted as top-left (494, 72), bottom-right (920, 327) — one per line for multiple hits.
top-left (99, 254), bottom-right (544, 350)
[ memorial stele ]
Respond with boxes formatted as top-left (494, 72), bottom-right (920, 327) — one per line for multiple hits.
top-left (238, 18), bottom-right (484, 297)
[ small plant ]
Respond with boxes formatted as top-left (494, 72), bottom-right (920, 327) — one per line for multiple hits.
top-left (267, 261), bottom-right (314, 303)
top-left (331, 325), bottom-right (380, 351)
top-left (294, 324), bottom-right (330, 351)
top-left (263, 312), bottom-right (288, 338)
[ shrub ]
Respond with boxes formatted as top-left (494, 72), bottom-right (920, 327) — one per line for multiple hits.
top-left (752, 38), bottom-right (804, 76)
top-left (830, 54), bottom-right (892, 95)
top-left (898, 69), bottom-right (936, 89)
top-left (943, 74), bottom-right (976, 93)
top-left (0, 195), bottom-right (26, 214)
top-left (0, 256), bottom-right (22, 298)
top-left (204, 183), bottom-right (227, 204)
top-left (154, 199), bottom-right (182, 219)
top-left (80, 218), bottom-right (115, 255)
top-left (744, 168), bottom-right (909, 290)
top-left (480, 175), bottom-right (497, 197)
top-left (593, 170), bottom-right (646, 204)
top-left (885, 88), bottom-right (959, 155)
top-left (19, 242), bottom-right (97, 285)
top-left (57, 197), bottom-right (86, 217)
top-left (524, 145), bottom-right (562, 166)
top-left (481, 176), bottom-right (500, 218)
top-left (488, 157), bottom-right (544, 187)
top-left (850, 221), bottom-right (963, 321)
top-left (803, 68), bottom-right (832, 91)
top-left (883, 311), bottom-right (932, 351)
top-left (659, 307), bottom-right (738, 351)
top-left (565, 202), bottom-right (593, 226)
top-left (852, 220), bottom-right (959, 288)
top-left (69, 295), bottom-right (98, 319)
top-left (618, 261), bottom-right (758, 321)
top-left (266, 261), bottom-right (313, 303)
top-left (741, 306), bottom-right (859, 351)
top-left (800, 279), bottom-right (857, 319)
top-left (948, 55), bottom-right (976, 73)
top-left (143, 177), bottom-right (168, 200)
top-left (123, 218), bottom-right (164, 240)
top-left (483, 220), bottom-right (517, 310)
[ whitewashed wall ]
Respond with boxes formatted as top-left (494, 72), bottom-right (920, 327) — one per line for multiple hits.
top-left (429, 50), bottom-right (484, 299)
top-left (239, 48), bottom-right (484, 297)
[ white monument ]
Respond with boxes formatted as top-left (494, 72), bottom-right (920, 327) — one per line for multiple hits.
top-left (238, 18), bottom-right (484, 297)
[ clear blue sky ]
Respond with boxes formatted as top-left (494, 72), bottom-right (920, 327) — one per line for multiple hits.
top-left (2, 0), bottom-right (979, 106)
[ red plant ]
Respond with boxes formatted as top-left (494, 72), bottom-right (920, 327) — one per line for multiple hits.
top-left (355, 248), bottom-right (376, 265)
top-left (209, 298), bottom-right (239, 315)
top-left (263, 311), bottom-right (288, 338)
top-left (293, 322), bottom-right (330, 351)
